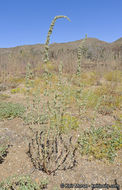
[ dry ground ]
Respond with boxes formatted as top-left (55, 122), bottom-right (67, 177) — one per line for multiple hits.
top-left (0, 89), bottom-right (121, 190)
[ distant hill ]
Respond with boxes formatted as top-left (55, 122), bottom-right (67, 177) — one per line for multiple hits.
top-left (112, 38), bottom-right (122, 45)
top-left (0, 38), bottom-right (122, 77)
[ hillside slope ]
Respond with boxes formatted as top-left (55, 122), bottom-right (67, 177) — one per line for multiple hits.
top-left (0, 38), bottom-right (122, 76)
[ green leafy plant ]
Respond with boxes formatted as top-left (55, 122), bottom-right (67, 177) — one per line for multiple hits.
top-left (78, 126), bottom-right (122, 162)
top-left (0, 175), bottom-right (48, 190)
top-left (0, 102), bottom-right (25, 120)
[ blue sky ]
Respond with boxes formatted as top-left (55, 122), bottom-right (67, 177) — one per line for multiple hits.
top-left (0, 0), bottom-right (122, 48)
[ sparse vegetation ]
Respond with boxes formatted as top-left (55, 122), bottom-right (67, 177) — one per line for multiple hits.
top-left (0, 144), bottom-right (9, 164)
top-left (0, 102), bottom-right (25, 120)
top-left (0, 93), bottom-right (10, 100)
top-left (0, 175), bottom-right (48, 190)
top-left (104, 70), bottom-right (122, 82)
top-left (9, 77), bottom-right (25, 85)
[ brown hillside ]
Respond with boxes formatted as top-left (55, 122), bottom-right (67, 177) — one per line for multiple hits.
top-left (0, 38), bottom-right (122, 77)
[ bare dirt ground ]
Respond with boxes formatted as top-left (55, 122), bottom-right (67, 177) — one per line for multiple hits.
top-left (0, 91), bottom-right (122, 190)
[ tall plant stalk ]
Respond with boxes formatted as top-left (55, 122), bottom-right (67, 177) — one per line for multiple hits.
top-left (44, 15), bottom-right (70, 64)
top-left (76, 34), bottom-right (87, 75)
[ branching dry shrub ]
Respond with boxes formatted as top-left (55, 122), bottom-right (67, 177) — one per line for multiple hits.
top-left (28, 130), bottom-right (77, 175)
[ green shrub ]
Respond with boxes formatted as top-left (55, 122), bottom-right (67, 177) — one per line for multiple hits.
top-left (78, 126), bottom-right (122, 162)
top-left (0, 102), bottom-right (25, 120)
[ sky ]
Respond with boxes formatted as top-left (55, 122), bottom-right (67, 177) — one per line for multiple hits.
top-left (0, 0), bottom-right (122, 48)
